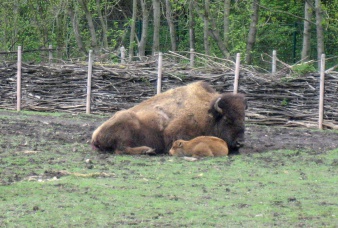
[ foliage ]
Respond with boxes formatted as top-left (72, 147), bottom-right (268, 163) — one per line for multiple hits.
top-left (281, 98), bottom-right (289, 106)
top-left (291, 62), bottom-right (316, 76)
top-left (0, 0), bottom-right (337, 67)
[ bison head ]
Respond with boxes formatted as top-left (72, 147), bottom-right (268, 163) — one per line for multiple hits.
top-left (91, 110), bottom-right (142, 152)
top-left (209, 93), bottom-right (247, 153)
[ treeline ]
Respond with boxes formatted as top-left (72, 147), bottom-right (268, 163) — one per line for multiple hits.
top-left (0, 0), bottom-right (337, 67)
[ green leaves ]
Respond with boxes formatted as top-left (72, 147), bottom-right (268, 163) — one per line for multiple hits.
top-left (0, 0), bottom-right (337, 66)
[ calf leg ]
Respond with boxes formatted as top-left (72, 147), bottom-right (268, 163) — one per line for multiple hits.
top-left (191, 144), bottom-right (214, 157)
top-left (116, 146), bottom-right (156, 155)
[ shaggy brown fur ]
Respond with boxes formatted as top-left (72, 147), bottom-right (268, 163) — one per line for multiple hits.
top-left (91, 81), bottom-right (246, 155)
top-left (169, 136), bottom-right (229, 157)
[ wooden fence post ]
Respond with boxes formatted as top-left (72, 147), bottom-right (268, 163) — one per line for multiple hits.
top-left (120, 46), bottom-right (126, 64)
top-left (48, 44), bottom-right (53, 64)
top-left (190, 48), bottom-right (195, 68)
top-left (86, 50), bottom-right (93, 114)
top-left (318, 53), bottom-right (325, 129)
top-left (233, 53), bottom-right (240, 94)
top-left (17, 46), bottom-right (22, 111)
top-left (272, 50), bottom-right (277, 73)
top-left (157, 52), bottom-right (163, 94)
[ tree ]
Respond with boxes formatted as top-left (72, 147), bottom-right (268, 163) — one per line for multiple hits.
top-left (152, 0), bottom-right (160, 54)
top-left (315, 0), bottom-right (324, 70)
top-left (78, 0), bottom-right (98, 53)
top-left (204, 0), bottom-right (210, 55)
top-left (0, 0), bottom-right (20, 51)
top-left (1, 0), bottom-right (337, 66)
top-left (189, 0), bottom-right (195, 51)
top-left (301, 0), bottom-right (312, 62)
top-left (129, 0), bottom-right (137, 61)
top-left (165, 0), bottom-right (177, 52)
top-left (138, 0), bottom-right (150, 58)
top-left (95, 0), bottom-right (109, 50)
top-left (68, 1), bottom-right (87, 55)
top-left (192, 1), bottom-right (229, 58)
top-left (223, 0), bottom-right (231, 50)
top-left (245, 0), bottom-right (260, 64)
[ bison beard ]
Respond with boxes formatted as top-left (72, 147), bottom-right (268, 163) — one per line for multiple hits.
top-left (91, 81), bottom-right (246, 155)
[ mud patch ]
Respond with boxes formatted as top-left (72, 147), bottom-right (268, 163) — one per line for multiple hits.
top-left (1, 110), bottom-right (338, 156)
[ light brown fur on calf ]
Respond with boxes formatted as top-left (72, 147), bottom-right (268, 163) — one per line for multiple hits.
top-left (169, 136), bottom-right (229, 157)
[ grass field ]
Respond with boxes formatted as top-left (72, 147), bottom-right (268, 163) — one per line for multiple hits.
top-left (0, 110), bottom-right (338, 227)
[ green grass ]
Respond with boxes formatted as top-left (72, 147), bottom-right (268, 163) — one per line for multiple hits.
top-left (0, 110), bottom-right (338, 227)
top-left (1, 150), bottom-right (338, 227)
top-left (0, 108), bottom-right (109, 121)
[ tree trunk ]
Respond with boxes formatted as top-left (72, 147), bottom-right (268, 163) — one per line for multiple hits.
top-left (55, 12), bottom-right (66, 59)
top-left (78, 0), bottom-right (98, 53)
top-left (315, 0), bottom-right (325, 70)
top-left (68, 5), bottom-right (87, 55)
top-left (204, 0), bottom-right (210, 55)
top-left (301, 0), bottom-right (312, 62)
top-left (96, 0), bottom-right (109, 50)
top-left (152, 0), bottom-right (160, 54)
top-left (138, 0), bottom-right (150, 58)
top-left (223, 0), bottom-right (231, 49)
top-left (165, 0), bottom-right (177, 52)
top-left (12, 0), bottom-right (19, 50)
top-left (192, 1), bottom-right (230, 58)
top-left (129, 0), bottom-right (137, 61)
top-left (189, 0), bottom-right (195, 51)
top-left (245, 0), bottom-right (259, 65)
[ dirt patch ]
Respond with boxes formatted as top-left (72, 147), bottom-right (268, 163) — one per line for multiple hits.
top-left (242, 124), bottom-right (338, 154)
top-left (1, 110), bottom-right (337, 155)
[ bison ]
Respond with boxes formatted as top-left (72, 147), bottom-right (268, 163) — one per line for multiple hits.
top-left (169, 136), bottom-right (229, 157)
top-left (91, 81), bottom-right (247, 155)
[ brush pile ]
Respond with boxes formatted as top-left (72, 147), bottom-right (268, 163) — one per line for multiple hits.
top-left (0, 53), bottom-right (337, 129)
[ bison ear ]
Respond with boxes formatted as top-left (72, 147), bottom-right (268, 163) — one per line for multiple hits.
top-left (245, 99), bottom-right (248, 110)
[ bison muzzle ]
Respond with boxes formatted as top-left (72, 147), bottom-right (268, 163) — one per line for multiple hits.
top-left (91, 81), bottom-right (247, 155)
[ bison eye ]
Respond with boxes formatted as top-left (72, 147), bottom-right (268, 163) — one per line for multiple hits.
top-left (223, 117), bottom-right (233, 124)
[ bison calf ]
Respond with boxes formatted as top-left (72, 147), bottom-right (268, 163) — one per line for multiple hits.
top-left (169, 136), bottom-right (229, 157)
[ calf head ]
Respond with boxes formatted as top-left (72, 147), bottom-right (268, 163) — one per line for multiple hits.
top-left (169, 140), bottom-right (185, 156)
top-left (209, 93), bottom-right (247, 153)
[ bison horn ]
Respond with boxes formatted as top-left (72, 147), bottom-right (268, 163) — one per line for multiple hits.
top-left (214, 97), bottom-right (223, 114)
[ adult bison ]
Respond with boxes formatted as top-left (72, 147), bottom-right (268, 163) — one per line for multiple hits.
top-left (91, 81), bottom-right (247, 155)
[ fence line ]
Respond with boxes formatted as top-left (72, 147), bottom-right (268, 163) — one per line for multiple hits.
top-left (272, 50), bottom-right (277, 73)
top-left (48, 45), bottom-right (53, 64)
top-left (157, 52), bottom-right (163, 94)
top-left (120, 46), bottom-right (126, 64)
top-left (190, 49), bottom-right (195, 68)
top-left (319, 54), bottom-right (325, 130)
top-left (10, 46), bottom-right (333, 130)
top-left (233, 53), bottom-right (241, 94)
top-left (86, 50), bottom-right (93, 114)
top-left (17, 46), bottom-right (22, 111)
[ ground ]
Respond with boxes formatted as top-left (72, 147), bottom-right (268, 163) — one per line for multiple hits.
top-left (1, 109), bottom-right (338, 156)
top-left (1, 109), bottom-right (338, 226)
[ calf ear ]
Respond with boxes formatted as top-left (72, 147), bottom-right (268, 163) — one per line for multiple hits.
top-left (178, 142), bottom-right (183, 147)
